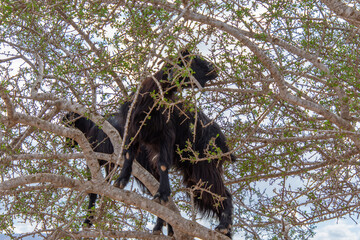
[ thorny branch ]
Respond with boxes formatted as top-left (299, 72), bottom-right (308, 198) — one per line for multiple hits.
top-left (2, 1), bottom-right (360, 239)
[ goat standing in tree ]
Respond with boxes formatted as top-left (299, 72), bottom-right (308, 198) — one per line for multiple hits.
top-left (115, 50), bottom-right (234, 237)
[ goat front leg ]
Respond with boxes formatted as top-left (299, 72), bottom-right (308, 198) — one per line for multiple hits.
top-left (215, 188), bottom-right (233, 238)
top-left (153, 143), bottom-right (172, 204)
top-left (114, 143), bottom-right (137, 189)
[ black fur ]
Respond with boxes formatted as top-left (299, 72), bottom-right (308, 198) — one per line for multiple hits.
top-left (62, 112), bottom-right (121, 226)
top-left (115, 51), bottom-right (234, 237)
top-left (63, 51), bottom-right (234, 238)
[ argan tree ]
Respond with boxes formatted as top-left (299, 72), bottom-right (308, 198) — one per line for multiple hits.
top-left (1, 1), bottom-right (360, 239)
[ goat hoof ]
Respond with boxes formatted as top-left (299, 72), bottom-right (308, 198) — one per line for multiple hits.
top-left (83, 219), bottom-right (93, 228)
top-left (153, 192), bottom-right (169, 204)
top-left (215, 225), bottom-right (231, 238)
top-left (153, 230), bottom-right (162, 235)
top-left (153, 195), bottom-right (161, 204)
top-left (167, 224), bottom-right (174, 236)
top-left (114, 178), bottom-right (128, 189)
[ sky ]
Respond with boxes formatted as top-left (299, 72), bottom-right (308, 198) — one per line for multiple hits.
top-left (314, 219), bottom-right (360, 240)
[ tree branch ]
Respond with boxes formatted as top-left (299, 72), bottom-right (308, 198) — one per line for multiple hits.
top-left (0, 85), bottom-right (15, 127)
top-left (0, 173), bottom-right (230, 240)
top-left (9, 112), bottom-right (103, 180)
top-left (321, 0), bottom-right (360, 27)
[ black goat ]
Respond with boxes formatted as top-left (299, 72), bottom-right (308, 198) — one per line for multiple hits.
top-left (63, 51), bottom-right (234, 237)
top-left (115, 50), bottom-right (234, 237)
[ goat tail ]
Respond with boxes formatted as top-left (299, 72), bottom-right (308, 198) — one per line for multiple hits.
top-left (181, 160), bottom-right (231, 219)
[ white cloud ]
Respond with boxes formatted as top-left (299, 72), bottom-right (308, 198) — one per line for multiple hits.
top-left (314, 219), bottom-right (360, 240)
top-left (13, 221), bottom-right (36, 234)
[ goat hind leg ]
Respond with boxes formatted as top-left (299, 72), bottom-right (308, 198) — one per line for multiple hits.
top-left (83, 193), bottom-right (97, 227)
top-left (152, 217), bottom-right (165, 235)
top-left (84, 163), bottom-right (114, 227)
